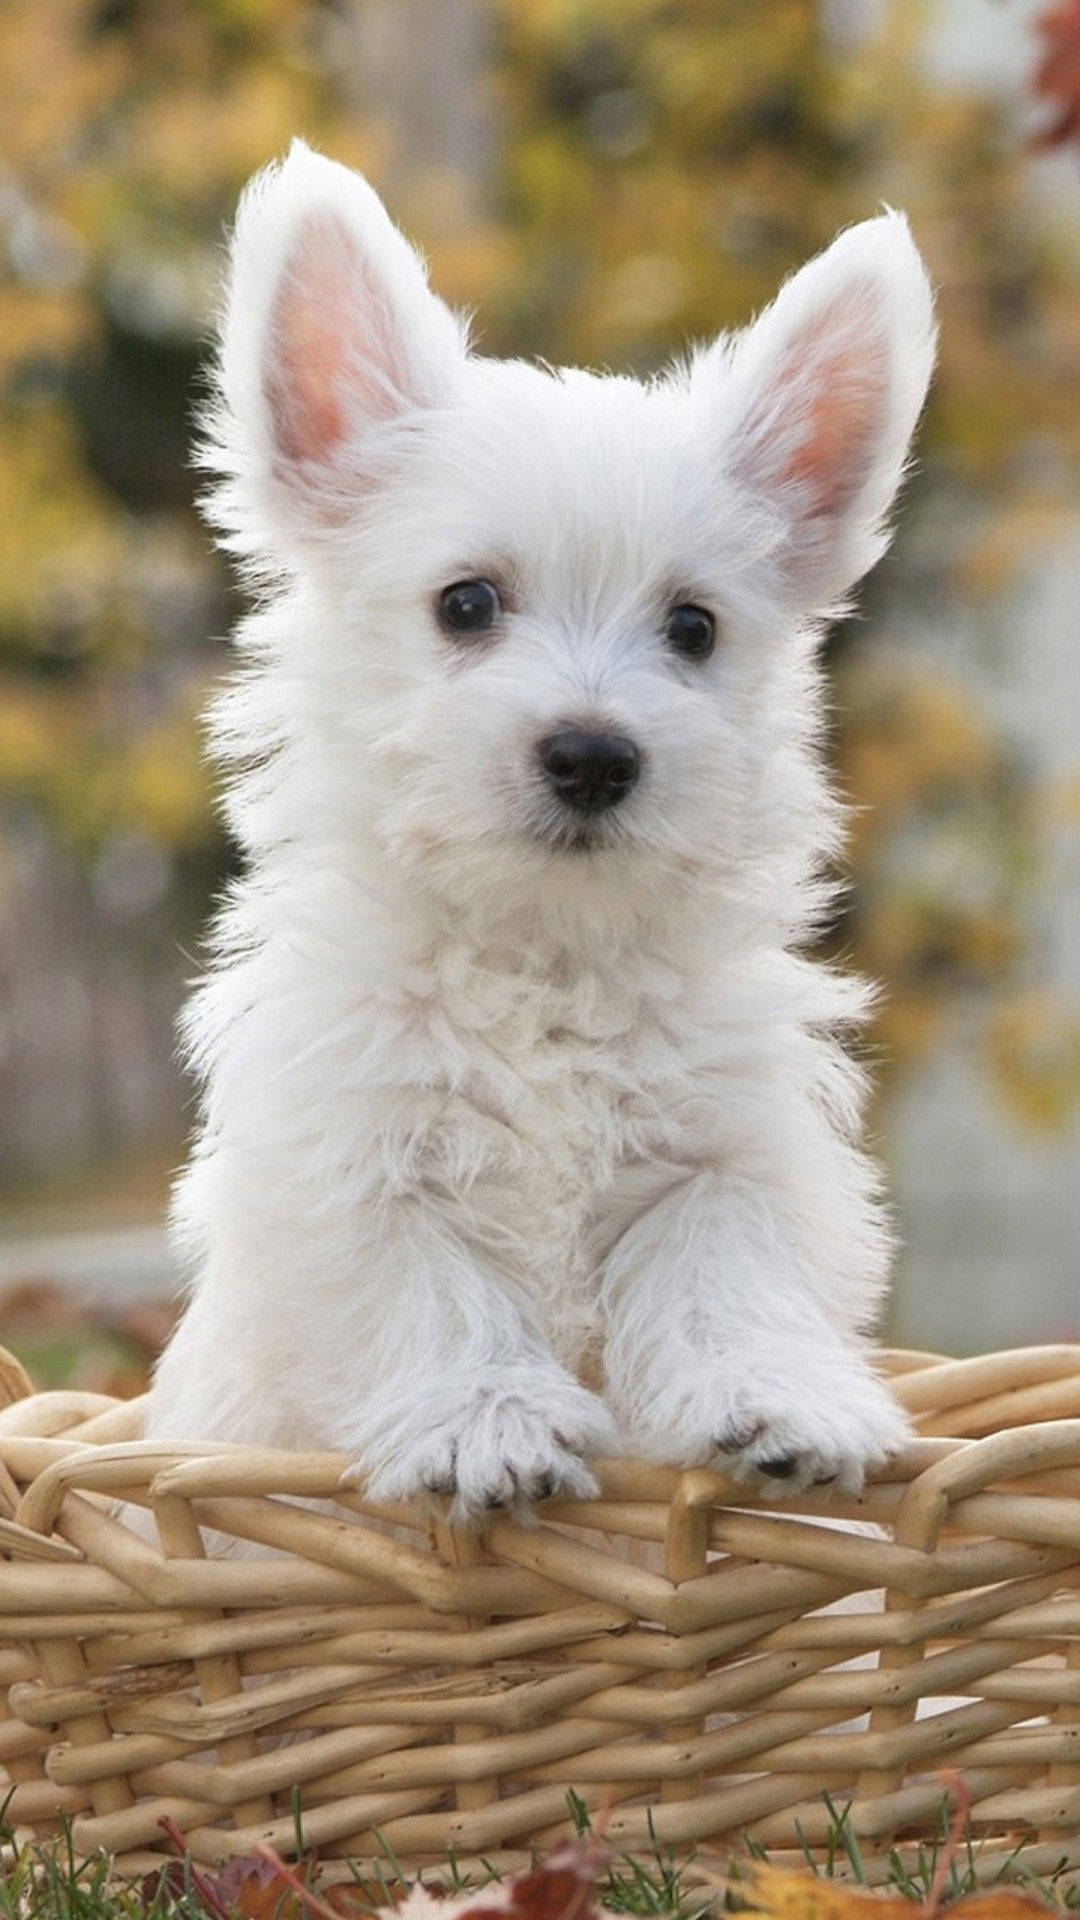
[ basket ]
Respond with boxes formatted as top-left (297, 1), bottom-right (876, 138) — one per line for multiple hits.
top-left (2, 1344), bottom-right (1080, 1883)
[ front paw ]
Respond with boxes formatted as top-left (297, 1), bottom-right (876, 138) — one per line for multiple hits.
top-left (636, 1345), bottom-right (910, 1496)
top-left (341, 1372), bottom-right (617, 1520)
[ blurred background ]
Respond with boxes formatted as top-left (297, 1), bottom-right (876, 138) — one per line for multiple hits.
top-left (0, 0), bottom-right (1078, 1394)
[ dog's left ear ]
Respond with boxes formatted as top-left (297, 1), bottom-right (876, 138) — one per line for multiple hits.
top-left (696, 212), bottom-right (936, 611)
top-left (205, 142), bottom-right (467, 553)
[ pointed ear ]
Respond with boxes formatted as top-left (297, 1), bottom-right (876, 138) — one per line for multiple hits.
top-left (697, 212), bottom-right (936, 610)
top-left (204, 142), bottom-right (467, 553)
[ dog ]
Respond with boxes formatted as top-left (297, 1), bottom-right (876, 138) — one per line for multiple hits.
top-left (145, 142), bottom-right (936, 1521)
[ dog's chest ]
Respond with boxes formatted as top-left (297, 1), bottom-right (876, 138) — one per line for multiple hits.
top-left (422, 948), bottom-right (683, 1341)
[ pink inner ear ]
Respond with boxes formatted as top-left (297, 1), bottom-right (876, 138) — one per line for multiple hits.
top-left (770, 287), bottom-right (888, 520)
top-left (264, 211), bottom-right (402, 467)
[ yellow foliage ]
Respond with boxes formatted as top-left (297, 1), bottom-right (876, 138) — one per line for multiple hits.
top-left (428, 228), bottom-right (523, 314)
top-left (739, 1863), bottom-right (913, 1920)
top-left (0, 675), bottom-right (211, 857)
top-left (0, 0), bottom-right (1071, 1078)
top-left (121, 716), bottom-right (214, 850)
top-left (875, 897), bottom-right (1018, 981)
top-left (0, 686), bottom-right (70, 789)
top-left (0, 288), bottom-right (96, 378)
top-left (955, 501), bottom-right (1077, 599)
top-left (836, 661), bottom-right (996, 846)
top-left (131, 66), bottom-right (322, 207)
top-left (874, 990), bottom-right (945, 1074)
top-left (985, 994), bottom-right (1080, 1135)
top-left (738, 1860), bottom-right (1050, 1920)
top-left (0, 1), bottom-right (132, 179)
top-left (0, 412), bottom-right (124, 642)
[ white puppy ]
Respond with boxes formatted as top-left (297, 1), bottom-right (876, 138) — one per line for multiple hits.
top-left (146, 143), bottom-right (935, 1519)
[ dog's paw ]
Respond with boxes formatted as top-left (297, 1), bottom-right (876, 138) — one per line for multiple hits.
top-left (638, 1344), bottom-right (910, 1497)
top-left (342, 1374), bottom-right (617, 1520)
top-left (710, 1372), bottom-right (909, 1495)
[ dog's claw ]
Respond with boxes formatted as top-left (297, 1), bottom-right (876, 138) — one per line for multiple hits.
top-left (362, 1384), bottom-right (610, 1519)
top-left (663, 1354), bottom-right (913, 1500)
top-left (758, 1453), bottom-right (800, 1480)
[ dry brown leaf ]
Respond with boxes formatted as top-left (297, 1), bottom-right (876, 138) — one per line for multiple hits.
top-left (320, 1881), bottom-right (412, 1916)
top-left (391, 1845), bottom-right (607, 1920)
top-left (947, 1903), bottom-right (1056, 1920)
top-left (220, 1851), bottom-right (306, 1920)
top-left (740, 1864), bottom-right (914, 1920)
top-left (740, 1864), bottom-right (1053, 1920)
top-left (738, 1779), bottom-right (1051, 1920)
top-left (142, 1828), bottom-right (305, 1920)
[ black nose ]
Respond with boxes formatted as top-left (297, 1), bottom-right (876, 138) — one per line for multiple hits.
top-left (537, 726), bottom-right (642, 815)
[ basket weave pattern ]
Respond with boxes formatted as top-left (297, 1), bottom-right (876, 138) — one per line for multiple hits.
top-left (2, 1346), bottom-right (1080, 1878)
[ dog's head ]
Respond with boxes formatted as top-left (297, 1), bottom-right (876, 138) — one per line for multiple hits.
top-left (205, 143), bottom-right (934, 935)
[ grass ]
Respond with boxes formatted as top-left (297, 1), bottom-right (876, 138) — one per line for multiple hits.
top-left (0, 1796), bottom-right (1078, 1920)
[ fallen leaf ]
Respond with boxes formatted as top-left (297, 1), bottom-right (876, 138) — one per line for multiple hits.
top-left (392, 1845), bottom-right (607, 1920)
top-left (220, 1851), bottom-right (305, 1920)
top-left (739, 1863), bottom-right (914, 1920)
top-left (739, 1864), bottom-right (1053, 1920)
top-left (139, 1860), bottom-right (188, 1912)
top-left (738, 1779), bottom-right (1051, 1920)
top-left (321, 1882), bottom-right (412, 1916)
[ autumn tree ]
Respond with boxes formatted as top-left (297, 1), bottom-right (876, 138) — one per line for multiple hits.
top-left (1, 0), bottom-right (1076, 1181)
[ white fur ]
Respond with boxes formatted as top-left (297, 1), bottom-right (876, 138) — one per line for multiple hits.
top-left (147, 143), bottom-right (936, 1517)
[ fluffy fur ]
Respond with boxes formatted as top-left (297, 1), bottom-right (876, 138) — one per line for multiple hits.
top-left (146, 143), bottom-right (937, 1517)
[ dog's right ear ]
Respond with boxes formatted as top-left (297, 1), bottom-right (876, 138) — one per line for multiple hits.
top-left (203, 142), bottom-right (467, 556)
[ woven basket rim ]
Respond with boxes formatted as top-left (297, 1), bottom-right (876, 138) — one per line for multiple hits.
top-left (3, 1340), bottom-right (1080, 1877)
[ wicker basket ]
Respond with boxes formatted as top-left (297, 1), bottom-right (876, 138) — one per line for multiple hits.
top-left (2, 1344), bottom-right (1080, 1882)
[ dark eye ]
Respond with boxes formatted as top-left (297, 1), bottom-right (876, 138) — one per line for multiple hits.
top-left (437, 579), bottom-right (502, 637)
top-left (665, 602), bottom-right (716, 660)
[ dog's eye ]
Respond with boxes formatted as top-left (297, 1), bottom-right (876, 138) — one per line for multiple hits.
top-left (665, 603), bottom-right (716, 661)
top-left (437, 579), bottom-right (502, 636)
